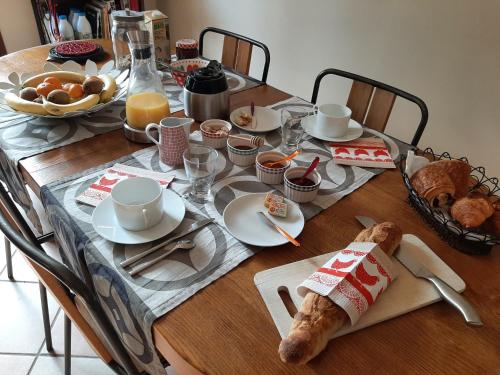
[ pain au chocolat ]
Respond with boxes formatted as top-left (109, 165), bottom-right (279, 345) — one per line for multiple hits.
top-left (410, 159), bottom-right (471, 207)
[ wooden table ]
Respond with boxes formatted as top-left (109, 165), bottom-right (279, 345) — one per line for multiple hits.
top-left (1, 41), bottom-right (499, 375)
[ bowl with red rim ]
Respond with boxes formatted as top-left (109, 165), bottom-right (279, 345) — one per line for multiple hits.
top-left (169, 58), bottom-right (209, 87)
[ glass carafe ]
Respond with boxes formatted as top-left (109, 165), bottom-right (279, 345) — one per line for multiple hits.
top-left (126, 31), bottom-right (170, 131)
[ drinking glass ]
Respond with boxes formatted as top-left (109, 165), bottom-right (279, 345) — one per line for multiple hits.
top-left (281, 109), bottom-right (308, 153)
top-left (183, 145), bottom-right (218, 203)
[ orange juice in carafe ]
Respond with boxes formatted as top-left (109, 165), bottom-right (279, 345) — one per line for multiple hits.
top-left (126, 92), bottom-right (170, 130)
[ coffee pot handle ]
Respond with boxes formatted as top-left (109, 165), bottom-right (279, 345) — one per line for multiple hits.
top-left (145, 123), bottom-right (160, 145)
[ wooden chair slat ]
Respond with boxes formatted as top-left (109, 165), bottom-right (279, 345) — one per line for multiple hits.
top-left (364, 88), bottom-right (396, 132)
top-left (234, 40), bottom-right (253, 75)
top-left (346, 81), bottom-right (374, 123)
top-left (221, 36), bottom-right (238, 68)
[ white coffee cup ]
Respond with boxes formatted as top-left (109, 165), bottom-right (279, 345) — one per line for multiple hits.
top-left (314, 103), bottom-right (352, 138)
top-left (111, 177), bottom-right (163, 231)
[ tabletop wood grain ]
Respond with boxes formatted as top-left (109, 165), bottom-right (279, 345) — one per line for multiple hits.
top-left (1, 41), bottom-right (498, 375)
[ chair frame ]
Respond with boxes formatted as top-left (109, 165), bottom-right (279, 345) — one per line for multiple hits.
top-left (0, 182), bottom-right (142, 375)
top-left (311, 68), bottom-right (428, 146)
top-left (199, 26), bottom-right (271, 83)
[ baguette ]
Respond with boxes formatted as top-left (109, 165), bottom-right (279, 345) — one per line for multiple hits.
top-left (278, 222), bottom-right (402, 364)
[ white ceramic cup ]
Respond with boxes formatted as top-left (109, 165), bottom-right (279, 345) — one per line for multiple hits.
top-left (111, 177), bottom-right (163, 231)
top-left (314, 103), bottom-right (352, 138)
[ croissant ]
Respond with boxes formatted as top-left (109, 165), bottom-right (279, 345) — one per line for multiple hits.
top-left (450, 194), bottom-right (494, 228)
top-left (410, 159), bottom-right (471, 207)
top-left (483, 199), bottom-right (500, 235)
top-left (278, 222), bottom-right (402, 365)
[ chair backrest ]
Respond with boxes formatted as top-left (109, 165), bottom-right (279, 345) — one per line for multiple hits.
top-left (199, 27), bottom-right (271, 83)
top-left (0, 32), bottom-right (6, 57)
top-left (311, 68), bottom-right (428, 146)
top-left (0, 183), bottom-right (141, 375)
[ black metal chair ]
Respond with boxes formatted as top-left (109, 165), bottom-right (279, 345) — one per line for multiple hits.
top-left (199, 26), bottom-right (271, 83)
top-left (311, 68), bottom-right (429, 146)
top-left (0, 182), bottom-right (143, 375)
top-left (0, 189), bottom-right (54, 353)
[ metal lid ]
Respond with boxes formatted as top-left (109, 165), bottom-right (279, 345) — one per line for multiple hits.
top-left (112, 9), bottom-right (144, 22)
top-left (176, 39), bottom-right (198, 49)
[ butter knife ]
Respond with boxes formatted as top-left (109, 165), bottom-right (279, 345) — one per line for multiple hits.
top-left (120, 218), bottom-right (214, 267)
top-left (355, 215), bottom-right (483, 326)
top-left (258, 211), bottom-right (300, 246)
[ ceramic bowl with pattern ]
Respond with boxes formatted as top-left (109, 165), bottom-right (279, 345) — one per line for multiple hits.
top-left (256, 151), bottom-right (291, 185)
top-left (200, 119), bottom-right (232, 149)
top-left (169, 58), bottom-right (209, 87)
top-left (227, 135), bottom-right (259, 167)
top-left (284, 167), bottom-right (321, 203)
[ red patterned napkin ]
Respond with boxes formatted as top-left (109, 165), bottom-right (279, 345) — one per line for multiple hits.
top-left (297, 242), bottom-right (398, 325)
top-left (330, 137), bottom-right (395, 168)
top-left (76, 164), bottom-right (174, 207)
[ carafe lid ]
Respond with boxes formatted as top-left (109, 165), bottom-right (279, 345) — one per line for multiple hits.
top-left (112, 9), bottom-right (144, 22)
top-left (185, 60), bottom-right (228, 94)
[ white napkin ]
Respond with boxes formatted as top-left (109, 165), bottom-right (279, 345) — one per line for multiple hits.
top-left (405, 150), bottom-right (430, 178)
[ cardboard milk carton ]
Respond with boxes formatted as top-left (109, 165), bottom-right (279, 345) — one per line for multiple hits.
top-left (144, 10), bottom-right (171, 63)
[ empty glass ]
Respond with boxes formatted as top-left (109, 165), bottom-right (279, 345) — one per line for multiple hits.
top-left (280, 109), bottom-right (309, 153)
top-left (183, 145), bottom-right (218, 203)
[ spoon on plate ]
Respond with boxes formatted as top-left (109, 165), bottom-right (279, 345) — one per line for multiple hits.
top-left (264, 149), bottom-right (302, 168)
top-left (128, 239), bottom-right (195, 277)
top-left (295, 156), bottom-right (320, 185)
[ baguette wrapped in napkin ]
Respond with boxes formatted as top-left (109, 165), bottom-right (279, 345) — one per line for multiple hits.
top-left (279, 222), bottom-right (402, 364)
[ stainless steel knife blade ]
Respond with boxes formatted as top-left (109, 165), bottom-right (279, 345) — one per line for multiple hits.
top-left (120, 218), bottom-right (214, 268)
top-left (394, 248), bottom-right (434, 278)
top-left (394, 247), bottom-right (483, 326)
top-left (355, 215), bottom-right (377, 229)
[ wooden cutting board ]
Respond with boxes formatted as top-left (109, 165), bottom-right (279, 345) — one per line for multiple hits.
top-left (254, 234), bottom-right (465, 339)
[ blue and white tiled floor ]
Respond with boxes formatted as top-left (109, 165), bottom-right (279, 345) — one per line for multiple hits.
top-left (0, 239), bottom-right (177, 375)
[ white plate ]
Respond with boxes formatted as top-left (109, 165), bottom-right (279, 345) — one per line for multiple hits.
top-left (223, 193), bottom-right (305, 247)
top-left (91, 189), bottom-right (185, 245)
top-left (230, 106), bottom-right (281, 133)
top-left (302, 114), bottom-right (364, 142)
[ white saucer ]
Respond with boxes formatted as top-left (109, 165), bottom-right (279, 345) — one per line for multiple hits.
top-left (92, 189), bottom-right (185, 245)
top-left (302, 115), bottom-right (364, 142)
top-left (230, 106), bottom-right (281, 133)
top-left (223, 193), bottom-right (304, 247)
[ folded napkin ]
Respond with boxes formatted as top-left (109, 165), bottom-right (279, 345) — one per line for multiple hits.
top-left (297, 242), bottom-right (398, 325)
top-left (76, 164), bottom-right (174, 207)
top-left (404, 150), bottom-right (430, 178)
top-left (329, 137), bottom-right (396, 169)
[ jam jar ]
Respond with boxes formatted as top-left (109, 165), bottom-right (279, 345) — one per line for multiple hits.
top-left (175, 39), bottom-right (199, 60)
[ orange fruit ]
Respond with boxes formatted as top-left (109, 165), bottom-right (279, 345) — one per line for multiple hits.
top-left (62, 83), bottom-right (72, 92)
top-left (36, 82), bottom-right (58, 97)
top-left (66, 83), bottom-right (84, 99)
top-left (43, 77), bottom-right (62, 89)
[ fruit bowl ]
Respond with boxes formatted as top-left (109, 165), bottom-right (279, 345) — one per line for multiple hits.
top-left (169, 58), bottom-right (209, 87)
top-left (0, 60), bottom-right (128, 119)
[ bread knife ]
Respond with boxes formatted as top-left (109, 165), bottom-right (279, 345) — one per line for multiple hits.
top-left (355, 215), bottom-right (483, 326)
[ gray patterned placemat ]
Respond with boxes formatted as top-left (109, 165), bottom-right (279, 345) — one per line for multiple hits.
top-left (0, 70), bottom-right (261, 233)
top-left (40, 96), bottom-right (412, 375)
